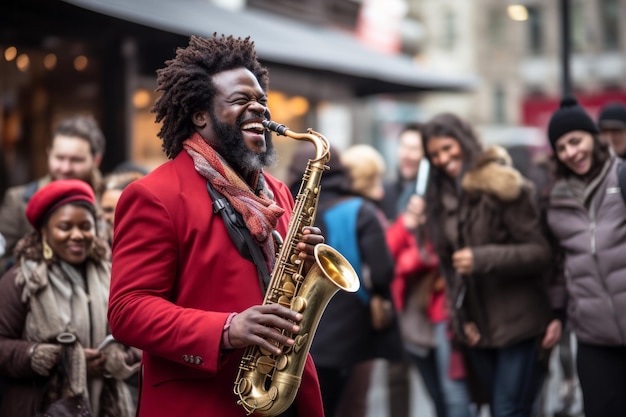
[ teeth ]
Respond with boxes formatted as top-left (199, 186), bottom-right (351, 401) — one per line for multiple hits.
top-left (241, 122), bottom-right (264, 132)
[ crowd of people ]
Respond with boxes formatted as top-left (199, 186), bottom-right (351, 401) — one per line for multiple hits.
top-left (0, 32), bottom-right (625, 417)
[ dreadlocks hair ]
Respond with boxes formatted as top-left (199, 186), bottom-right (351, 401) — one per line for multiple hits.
top-left (153, 34), bottom-right (269, 159)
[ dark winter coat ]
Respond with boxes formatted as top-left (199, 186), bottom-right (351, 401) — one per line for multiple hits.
top-left (381, 174), bottom-right (417, 221)
top-left (437, 147), bottom-right (553, 348)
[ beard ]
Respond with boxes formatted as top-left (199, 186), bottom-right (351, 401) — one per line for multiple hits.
top-left (210, 113), bottom-right (277, 174)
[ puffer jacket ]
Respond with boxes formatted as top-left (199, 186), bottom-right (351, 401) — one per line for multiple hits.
top-left (546, 155), bottom-right (626, 346)
top-left (439, 146), bottom-right (553, 348)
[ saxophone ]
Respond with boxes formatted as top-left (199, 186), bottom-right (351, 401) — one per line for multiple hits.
top-left (233, 120), bottom-right (360, 416)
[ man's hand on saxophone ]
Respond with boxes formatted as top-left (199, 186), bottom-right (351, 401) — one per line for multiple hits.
top-left (296, 226), bottom-right (325, 268)
top-left (226, 225), bottom-right (324, 355)
top-left (228, 305), bottom-right (303, 355)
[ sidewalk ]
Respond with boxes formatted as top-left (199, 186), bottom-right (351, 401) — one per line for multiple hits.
top-left (364, 345), bottom-right (585, 417)
top-left (364, 359), bottom-right (438, 417)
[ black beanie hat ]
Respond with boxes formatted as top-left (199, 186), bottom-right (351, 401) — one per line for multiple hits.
top-left (598, 102), bottom-right (626, 129)
top-left (547, 96), bottom-right (598, 149)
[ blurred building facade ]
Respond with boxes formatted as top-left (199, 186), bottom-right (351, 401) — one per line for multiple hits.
top-left (407, 0), bottom-right (626, 147)
top-left (3, 0), bottom-right (625, 187)
top-left (0, 0), bottom-right (474, 185)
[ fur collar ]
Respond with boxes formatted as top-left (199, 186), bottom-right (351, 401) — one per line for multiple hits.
top-left (461, 145), bottom-right (524, 202)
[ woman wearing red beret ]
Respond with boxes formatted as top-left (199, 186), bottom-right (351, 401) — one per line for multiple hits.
top-left (0, 179), bottom-right (138, 417)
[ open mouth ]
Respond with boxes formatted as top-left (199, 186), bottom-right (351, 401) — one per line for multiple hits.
top-left (241, 122), bottom-right (265, 134)
top-left (445, 161), bottom-right (459, 176)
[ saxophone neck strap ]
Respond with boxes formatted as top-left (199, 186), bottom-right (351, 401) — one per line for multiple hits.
top-left (206, 181), bottom-right (271, 293)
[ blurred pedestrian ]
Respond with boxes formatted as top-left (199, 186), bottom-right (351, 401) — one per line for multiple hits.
top-left (545, 96), bottom-right (626, 417)
top-left (417, 112), bottom-right (561, 417)
top-left (98, 167), bottom-right (146, 405)
top-left (379, 123), bottom-right (428, 417)
top-left (597, 101), bottom-right (626, 158)
top-left (382, 123), bottom-right (475, 417)
top-left (0, 179), bottom-right (138, 417)
top-left (387, 193), bottom-right (477, 417)
top-left (338, 144), bottom-right (405, 417)
top-left (381, 123), bottom-right (425, 221)
top-left (287, 142), bottom-right (401, 417)
top-left (0, 115), bottom-right (106, 274)
top-left (342, 144), bottom-right (387, 204)
top-left (99, 169), bottom-right (145, 247)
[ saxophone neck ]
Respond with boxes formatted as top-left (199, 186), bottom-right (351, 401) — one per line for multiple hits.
top-left (263, 120), bottom-right (330, 163)
top-left (305, 129), bottom-right (330, 163)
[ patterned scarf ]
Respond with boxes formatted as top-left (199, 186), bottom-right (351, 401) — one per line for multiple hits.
top-left (184, 133), bottom-right (284, 270)
top-left (16, 258), bottom-right (134, 417)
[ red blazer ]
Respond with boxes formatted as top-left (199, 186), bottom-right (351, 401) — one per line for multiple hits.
top-left (109, 152), bottom-right (324, 417)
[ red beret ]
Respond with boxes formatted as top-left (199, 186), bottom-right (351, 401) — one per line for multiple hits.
top-left (26, 179), bottom-right (96, 229)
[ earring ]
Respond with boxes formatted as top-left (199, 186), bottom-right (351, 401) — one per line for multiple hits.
top-left (42, 241), bottom-right (53, 260)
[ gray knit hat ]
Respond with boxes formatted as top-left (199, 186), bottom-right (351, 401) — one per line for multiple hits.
top-left (547, 96), bottom-right (598, 149)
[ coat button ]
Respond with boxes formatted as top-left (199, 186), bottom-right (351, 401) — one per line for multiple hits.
top-left (183, 355), bottom-right (189, 362)
top-left (194, 356), bottom-right (203, 365)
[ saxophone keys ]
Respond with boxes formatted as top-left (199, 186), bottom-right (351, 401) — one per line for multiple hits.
top-left (275, 354), bottom-right (289, 371)
top-left (293, 334), bottom-right (309, 353)
top-left (235, 378), bottom-right (252, 395)
top-left (291, 296), bottom-right (307, 313)
top-left (256, 355), bottom-right (276, 375)
top-left (278, 295), bottom-right (291, 307)
top-left (268, 386), bottom-right (279, 401)
top-left (282, 281), bottom-right (296, 296)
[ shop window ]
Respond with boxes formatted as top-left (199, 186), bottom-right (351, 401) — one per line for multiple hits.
top-left (0, 41), bottom-right (102, 184)
top-left (570, 1), bottom-right (586, 53)
top-left (601, 0), bottom-right (620, 50)
top-left (130, 83), bottom-right (165, 170)
top-left (527, 6), bottom-right (543, 55)
top-left (488, 8), bottom-right (505, 48)
top-left (493, 84), bottom-right (506, 125)
top-left (441, 9), bottom-right (457, 50)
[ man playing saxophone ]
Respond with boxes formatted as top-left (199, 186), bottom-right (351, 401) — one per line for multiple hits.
top-left (108, 34), bottom-right (325, 417)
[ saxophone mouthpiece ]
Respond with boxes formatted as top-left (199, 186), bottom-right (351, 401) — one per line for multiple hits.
top-left (263, 120), bottom-right (290, 136)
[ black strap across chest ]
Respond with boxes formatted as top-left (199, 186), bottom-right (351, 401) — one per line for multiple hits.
top-left (205, 181), bottom-right (271, 293)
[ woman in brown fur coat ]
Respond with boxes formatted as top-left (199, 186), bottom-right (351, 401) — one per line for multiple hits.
top-left (414, 113), bottom-right (562, 417)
